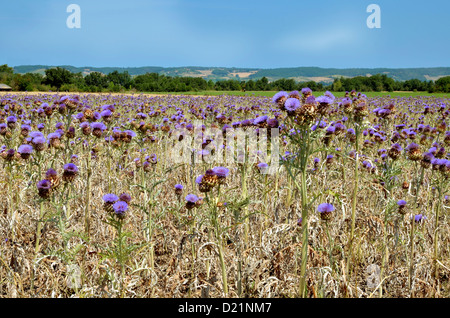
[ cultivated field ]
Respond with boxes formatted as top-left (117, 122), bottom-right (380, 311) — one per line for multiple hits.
top-left (0, 90), bottom-right (449, 298)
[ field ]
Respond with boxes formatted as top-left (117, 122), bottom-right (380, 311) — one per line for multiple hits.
top-left (0, 90), bottom-right (449, 298)
top-left (152, 90), bottom-right (450, 98)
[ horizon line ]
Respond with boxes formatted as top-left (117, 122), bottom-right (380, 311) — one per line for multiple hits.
top-left (9, 64), bottom-right (450, 70)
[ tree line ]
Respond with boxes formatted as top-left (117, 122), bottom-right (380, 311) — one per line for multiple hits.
top-left (1, 64), bottom-right (449, 93)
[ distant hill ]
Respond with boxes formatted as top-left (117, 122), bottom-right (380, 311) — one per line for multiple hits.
top-left (12, 65), bottom-right (450, 83)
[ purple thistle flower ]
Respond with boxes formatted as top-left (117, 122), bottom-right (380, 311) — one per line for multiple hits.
top-left (195, 175), bottom-right (204, 184)
top-left (305, 95), bottom-right (316, 104)
top-left (185, 194), bottom-right (199, 209)
top-left (63, 163), bottom-right (78, 173)
top-left (174, 184), bottom-right (183, 195)
top-left (101, 104), bottom-right (115, 112)
top-left (119, 192), bottom-right (131, 203)
top-left (185, 194), bottom-right (199, 203)
top-left (47, 132), bottom-right (61, 140)
top-left (253, 115), bottom-right (268, 126)
top-left (80, 121), bottom-right (90, 129)
top-left (37, 179), bottom-right (52, 199)
top-left (45, 168), bottom-right (57, 178)
top-left (326, 154), bottom-right (334, 165)
top-left (289, 90), bottom-right (300, 98)
top-left (405, 142), bottom-right (419, 151)
top-left (103, 193), bottom-right (119, 203)
top-left (18, 144), bottom-right (33, 154)
top-left (91, 122), bottom-right (107, 131)
top-left (2, 148), bottom-right (15, 161)
top-left (391, 143), bottom-right (403, 152)
top-left (272, 91), bottom-right (288, 104)
top-left (324, 91), bottom-right (335, 101)
top-left (429, 147), bottom-right (437, 155)
top-left (6, 115), bottom-right (17, 123)
top-left (301, 87), bottom-right (312, 96)
top-left (32, 136), bottom-right (46, 151)
top-left (124, 130), bottom-right (136, 138)
top-left (100, 109), bottom-right (112, 118)
top-left (75, 113), bottom-right (84, 120)
top-left (317, 203), bottom-right (335, 213)
top-left (240, 119), bottom-right (253, 127)
top-left (21, 124), bottom-right (31, 131)
top-left (413, 214), bottom-right (426, 223)
top-left (30, 131), bottom-right (44, 139)
top-left (316, 95), bottom-right (333, 105)
top-left (284, 98), bottom-right (301, 112)
top-left (37, 179), bottom-right (52, 190)
top-left (17, 144), bottom-right (33, 159)
top-left (257, 162), bottom-right (269, 173)
top-left (326, 126), bottom-right (336, 134)
top-left (112, 201), bottom-right (128, 217)
top-left (212, 166), bottom-right (229, 178)
top-left (62, 163), bottom-right (78, 182)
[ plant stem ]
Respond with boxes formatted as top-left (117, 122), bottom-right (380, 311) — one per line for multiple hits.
top-left (325, 221), bottom-right (334, 271)
top-left (347, 122), bottom-right (360, 278)
top-left (218, 241), bottom-right (228, 297)
top-left (241, 163), bottom-right (249, 247)
top-left (35, 200), bottom-right (45, 255)
top-left (117, 220), bottom-right (125, 297)
top-left (85, 153), bottom-right (91, 237)
top-left (433, 183), bottom-right (444, 280)
top-left (206, 190), bottom-right (228, 296)
top-left (299, 168), bottom-right (309, 298)
top-left (7, 162), bottom-right (16, 241)
top-left (31, 199), bottom-right (45, 292)
top-left (379, 207), bottom-right (389, 297)
top-left (408, 164), bottom-right (424, 294)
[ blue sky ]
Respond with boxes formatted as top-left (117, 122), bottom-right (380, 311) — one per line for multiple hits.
top-left (0, 0), bottom-right (449, 69)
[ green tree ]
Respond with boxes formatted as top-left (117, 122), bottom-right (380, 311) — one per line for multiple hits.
top-left (255, 77), bottom-right (269, 90)
top-left (244, 80), bottom-right (256, 91)
top-left (71, 72), bottom-right (86, 91)
top-left (381, 74), bottom-right (395, 92)
top-left (332, 78), bottom-right (343, 92)
top-left (15, 73), bottom-right (43, 91)
top-left (435, 76), bottom-right (450, 93)
top-left (211, 69), bottom-right (229, 77)
top-left (84, 72), bottom-right (108, 89)
top-left (0, 64), bottom-right (14, 74)
top-left (207, 80), bottom-right (214, 90)
top-left (43, 67), bottom-right (74, 90)
top-left (106, 70), bottom-right (131, 88)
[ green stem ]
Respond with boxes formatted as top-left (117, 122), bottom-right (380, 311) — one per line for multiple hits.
top-left (347, 123), bottom-right (360, 278)
top-left (408, 164), bottom-right (424, 293)
top-left (206, 191), bottom-right (228, 296)
top-left (218, 241), bottom-right (228, 297)
top-left (379, 208), bottom-right (389, 297)
top-left (117, 220), bottom-right (125, 297)
top-left (433, 183), bottom-right (444, 280)
top-left (7, 162), bottom-right (15, 241)
top-left (85, 153), bottom-right (92, 237)
top-left (107, 141), bottom-right (112, 193)
top-left (299, 168), bottom-right (309, 298)
top-left (35, 200), bottom-right (44, 255)
top-left (325, 221), bottom-right (334, 271)
top-left (241, 162), bottom-right (249, 246)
